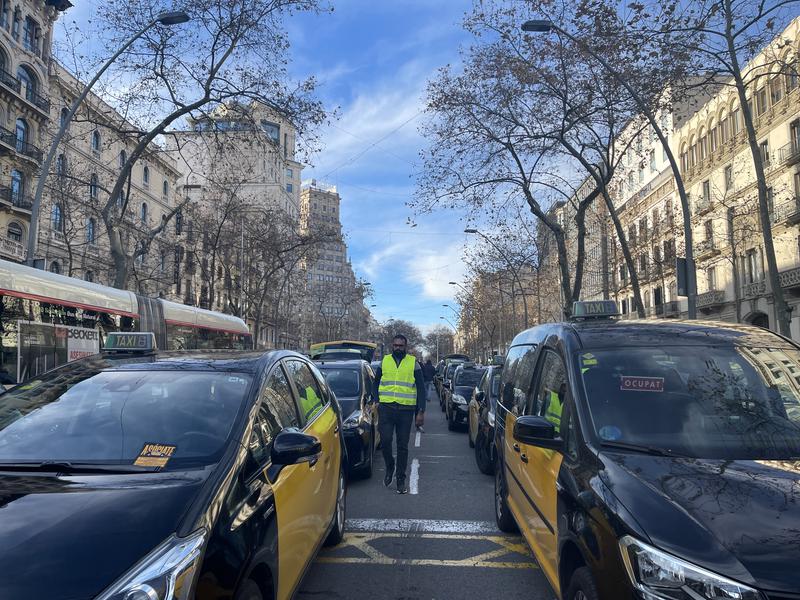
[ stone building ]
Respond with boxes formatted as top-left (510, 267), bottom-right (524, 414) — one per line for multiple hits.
top-left (0, 0), bottom-right (70, 263)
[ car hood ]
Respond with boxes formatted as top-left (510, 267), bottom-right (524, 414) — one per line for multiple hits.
top-left (0, 469), bottom-right (208, 600)
top-left (601, 453), bottom-right (800, 593)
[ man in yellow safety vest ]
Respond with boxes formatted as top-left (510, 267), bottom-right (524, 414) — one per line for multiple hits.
top-left (373, 334), bottom-right (426, 494)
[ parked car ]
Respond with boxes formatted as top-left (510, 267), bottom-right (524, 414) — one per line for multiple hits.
top-left (445, 363), bottom-right (486, 431)
top-left (468, 364), bottom-right (503, 474)
top-left (433, 360), bottom-right (445, 397)
top-left (0, 332), bottom-right (346, 600)
top-left (439, 362), bottom-right (461, 411)
top-left (316, 359), bottom-right (378, 478)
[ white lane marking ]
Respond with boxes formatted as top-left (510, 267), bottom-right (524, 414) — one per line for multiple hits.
top-left (409, 458), bottom-right (420, 495)
top-left (414, 431), bottom-right (421, 447)
top-left (346, 518), bottom-right (500, 534)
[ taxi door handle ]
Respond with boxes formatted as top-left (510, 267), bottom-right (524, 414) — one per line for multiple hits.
top-left (520, 454), bottom-right (528, 463)
top-left (334, 425), bottom-right (340, 435)
top-left (512, 443), bottom-right (521, 453)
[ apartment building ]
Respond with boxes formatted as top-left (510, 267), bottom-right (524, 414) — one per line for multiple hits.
top-left (299, 180), bottom-right (370, 346)
top-left (0, 0), bottom-right (70, 263)
top-left (34, 62), bottom-right (181, 297)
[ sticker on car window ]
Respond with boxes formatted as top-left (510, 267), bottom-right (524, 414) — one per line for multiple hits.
top-left (134, 443), bottom-right (177, 468)
top-left (599, 425), bottom-right (622, 440)
top-left (620, 376), bottom-right (664, 392)
top-left (581, 353), bottom-right (598, 366)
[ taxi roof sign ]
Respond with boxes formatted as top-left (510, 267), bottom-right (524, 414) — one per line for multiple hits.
top-left (104, 332), bottom-right (157, 352)
top-left (571, 301), bottom-right (620, 320)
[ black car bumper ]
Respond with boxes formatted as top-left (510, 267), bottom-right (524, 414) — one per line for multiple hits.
top-left (342, 427), bottom-right (371, 470)
top-left (451, 403), bottom-right (469, 422)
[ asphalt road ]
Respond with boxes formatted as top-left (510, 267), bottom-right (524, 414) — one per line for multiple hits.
top-left (298, 390), bottom-right (555, 600)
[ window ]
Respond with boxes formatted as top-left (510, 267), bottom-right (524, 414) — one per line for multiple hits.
top-left (794, 171), bottom-right (800, 198)
top-left (503, 345), bottom-right (538, 417)
top-left (89, 173), bottom-right (98, 200)
top-left (56, 153), bottom-right (66, 177)
top-left (10, 169), bottom-right (23, 202)
top-left (704, 220), bottom-right (714, 245)
top-left (732, 109), bottom-right (741, 135)
top-left (644, 290), bottom-right (651, 309)
top-left (91, 130), bottom-right (101, 154)
top-left (760, 140), bottom-right (770, 165)
top-left (86, 217), bottom-right (96, 245)
top-left (707, 267), bottom-right (716, 291)
top-left (284, 360), bottom-right (325, 424)
top-left (757, 87), bottom-right (768, 116)
top-left (702, 180), bottom-right (711, 207)
top-left (1, 0), bottom-right (8, 30)
top-left (710, 126), bottom-right (718, 153)
top-left (639, 253), bottom-right (649, 276)
top-left (140, 202), bottom-right (148, 224)
top-left (51, 203), bottom-right (63, 232)
top-left (791, 120), bottom-right (800, 152)
top-left (649, 149), bottom-right (656, 172)
top-left (7, 221), bottom-right (22, 242)
top-left (283, 132), bottom-right (288, 158)
top-left (14, 117), bottom-right (27, 150)
top-left (286, 167), bottom-right (293, 178)
top-left (22, 16), bottom-right (38, 53)
top-left (529, 350), bottom-right (567, 436)
top-left (60, 108), bottom-right (69, 128)
top-left (162, 180), bottom-right (168, 197)
top-left (664, 239), bottom-right (676, 263)
top-left (261, 120), bottom-right (279, 143)
top-left (160, 250), bottom-right (166, 273)
top-left (142, 166), bottom-right (149, 186)
top-left (11, 7), bottom-right (18, 40)
top-left (727, 208), bottom-right (735, 240)
top-left (84, 270), bottom-right (94, 283)
top-left (788, 62), bottom-right (799, 91)
top-left (175, 210), bottom-right (183, 235)
top-left (745, 248), bottom-right (760, 284)
top-left (49, 260), bottom-right (60, 274)
top-left (286, 183), bottom-right (293, 193)
top-left (247, 368), bottom-right (299, 470)
top-left (638, 166), bottom-right (644, 183)
top-left (724, 165), bottom-right (733, 191)
top-left (721, 116), bottom-right (730, 143)
top-left (770, 77), bottom-right (783, 105)
top-left (699, 134), bottom-right (708, 161)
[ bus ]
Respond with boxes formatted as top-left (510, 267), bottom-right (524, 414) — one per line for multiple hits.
top-left (0, 259), bottom-right (251, 384)
top-left (309, 340), bottom-right (378, 362)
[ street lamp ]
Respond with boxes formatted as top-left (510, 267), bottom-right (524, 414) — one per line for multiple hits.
top-left (439, 315), bottom-right (456, 330)
top-left (26, 10), bottom-right (191, 266)
top-left (442, 303), bottom-right (460, 316)
top-left (521, 18), bottom-right (697, 319)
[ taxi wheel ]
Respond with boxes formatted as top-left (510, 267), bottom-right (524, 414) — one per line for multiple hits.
top-left (324, 467), bottom-right (346, 546)
top-left (235, 579), bottom-right (263, 600)
top-left (494, 466), bottom-right (518, 533)
top-left (355, 429), bottom-right (374, 479)
top-left (475, 431), bottom-right (494, 476)
top-left (447, 407), bottom-right (457, 431)
top-left (564, 567), bottom-right (600, 600)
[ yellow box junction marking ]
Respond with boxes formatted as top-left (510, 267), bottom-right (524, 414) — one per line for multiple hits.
top-left (317, 532), bottom-right (538, 570)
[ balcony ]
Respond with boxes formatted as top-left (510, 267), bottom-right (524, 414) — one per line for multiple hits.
top-left (0, 67), bottom-right (20, 93)
top-left (14, 138), bottom-right (42, 162)
top-left (741, 280), bottom-right (767, 299)
top-left (0, 236), bottom-right (26, 261)
top-left (779, 140), bottom-right (800, 166)
top-left (695, 238), bottom-right (721, 260)
top-left (779, 266), bottom-right (800, 289)
top-left (696, 289), bottom-right (726, 309)
top-left (0, 186), bottom-right (33, 211)
top-left (771, 197), bottom-right (800, 226)
top-left (21, 86), bottom-right (50, 114)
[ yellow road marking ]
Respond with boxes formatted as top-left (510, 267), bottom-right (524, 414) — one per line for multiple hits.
top-left (317, 532), bottom-right (539, 570)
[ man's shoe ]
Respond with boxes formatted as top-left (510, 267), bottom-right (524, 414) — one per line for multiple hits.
top-left (396, 480), bottom-right (408, 494)
top-left (384, 468), bottom-right (394, 488)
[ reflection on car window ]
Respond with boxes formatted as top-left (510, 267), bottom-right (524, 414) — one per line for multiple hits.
top-left (579, 345), bottom-right (800, 459)
top-left (322, 369), bottom-right (361, 398)
top-left (531, 351), bottom-right (566, 435)
top-left (285, 360), bottom-right (325, 424)
top-left (0, 370), bottom-right (250, 467)
top-left (455, 368), bottom-right (485, 387)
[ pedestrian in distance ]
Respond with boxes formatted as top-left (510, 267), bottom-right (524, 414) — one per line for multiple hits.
top-left (422, 358), bottom-right (436, 401)
top-left (373, 334), bottom-right (426, 494)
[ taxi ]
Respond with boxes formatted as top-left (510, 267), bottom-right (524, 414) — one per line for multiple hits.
top-left (0, 333), bottom-right (345, 600)
top-left (494, 301), bottom-right (800, 600)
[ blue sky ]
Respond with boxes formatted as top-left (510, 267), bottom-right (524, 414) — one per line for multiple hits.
top-left (55, 0), bottom-right (477, 333)
top-left (286, 1), bottom-right (475, 332)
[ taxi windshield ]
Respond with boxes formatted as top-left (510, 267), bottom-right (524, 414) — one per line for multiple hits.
top-left (579, 345), bottom-right (800, 460)
top-left (456, 369), bottom-right (484, 387)
top-left (0, 368), bottom-right (251, 469)
top-left (322, 368), bottom-right (361, 397)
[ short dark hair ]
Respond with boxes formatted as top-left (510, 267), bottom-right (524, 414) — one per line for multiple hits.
top-left (392, 334), bottom-right (408, 344)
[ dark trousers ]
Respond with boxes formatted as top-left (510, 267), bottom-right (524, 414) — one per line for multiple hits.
top-left (378, 403), bottom-right (414, 482)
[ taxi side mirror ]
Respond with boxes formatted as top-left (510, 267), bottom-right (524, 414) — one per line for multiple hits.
top-left (271, 429), bottom-right (322, 467)
top-left (514, 416), bottom-right (562, 451)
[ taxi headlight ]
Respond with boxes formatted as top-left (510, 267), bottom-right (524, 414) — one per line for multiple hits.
top-left (96, 529), bottom-right (207, 600)
top-left (343, 409), bottom-right (362, 429)
top-left (452, 394), bottom-right (467, 405)
top-left (619, 536), bottom-right (760, 600)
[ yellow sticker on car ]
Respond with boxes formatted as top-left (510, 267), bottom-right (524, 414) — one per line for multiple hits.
top-left (134, 443), bottom-right (177, 468)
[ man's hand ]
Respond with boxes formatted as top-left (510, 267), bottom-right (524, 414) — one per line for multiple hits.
top-left (415, 411), bottom-right (425, 428)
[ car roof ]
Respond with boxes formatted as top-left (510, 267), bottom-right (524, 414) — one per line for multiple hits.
top-left (315, 359), bottom-right (367, 369)
top-left (509, 319), bottom-right (793, 351)
top-left (79, 349), bottom-right (299, 375)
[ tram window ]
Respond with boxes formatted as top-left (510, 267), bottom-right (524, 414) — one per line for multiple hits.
top-left (197, 328), bottom-right (234, 349)
top-left (166, 323), bottom-right (196, 350)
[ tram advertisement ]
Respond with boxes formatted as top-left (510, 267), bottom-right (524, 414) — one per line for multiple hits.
top-left (16, 320), bottom-right (100, 382)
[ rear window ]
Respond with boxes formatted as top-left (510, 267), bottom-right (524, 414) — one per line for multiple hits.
top-left (321, 368), bottom-right (361, 398)
top-left (0, 368), bottom-right (251, 469)
top-left (456, 368), bottom-right (484, 387)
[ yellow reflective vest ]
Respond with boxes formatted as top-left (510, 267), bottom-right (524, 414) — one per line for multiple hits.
top-left (545, 390), bottom-right (562, 434)
top-left (301, 385), bottom-right (321, 420)
top-left (378, 354), bottom-right (417, 407)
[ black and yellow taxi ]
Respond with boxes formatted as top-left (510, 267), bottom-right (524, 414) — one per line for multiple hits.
top-left (0, 333), bottom-right (345, 600)
top-left (494, 301), bottom-right (800, 600)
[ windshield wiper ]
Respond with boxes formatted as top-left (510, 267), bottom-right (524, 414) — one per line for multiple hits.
top-left (599, 441), bottom-right (688, 458)
top-left (0, 461), bottom-right (159, 474)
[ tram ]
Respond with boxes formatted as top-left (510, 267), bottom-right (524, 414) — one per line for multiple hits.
top-left (0, 259), bottom-right (251, 384)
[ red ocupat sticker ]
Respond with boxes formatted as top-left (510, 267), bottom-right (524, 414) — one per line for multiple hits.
top-left (620, 376), bottom-right (664, 392)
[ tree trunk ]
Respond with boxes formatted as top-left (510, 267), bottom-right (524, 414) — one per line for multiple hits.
top-left (602, 188), bottom-right (646, 317)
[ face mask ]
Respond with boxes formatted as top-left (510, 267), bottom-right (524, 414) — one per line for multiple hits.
top-left (392, 348), bottom-right (406, 359)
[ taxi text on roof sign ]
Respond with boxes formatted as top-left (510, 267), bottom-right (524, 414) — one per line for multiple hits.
top-left (104, 332), bottom-right (157, 351)
top-left (571, 300), bottom-right (620, 319)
